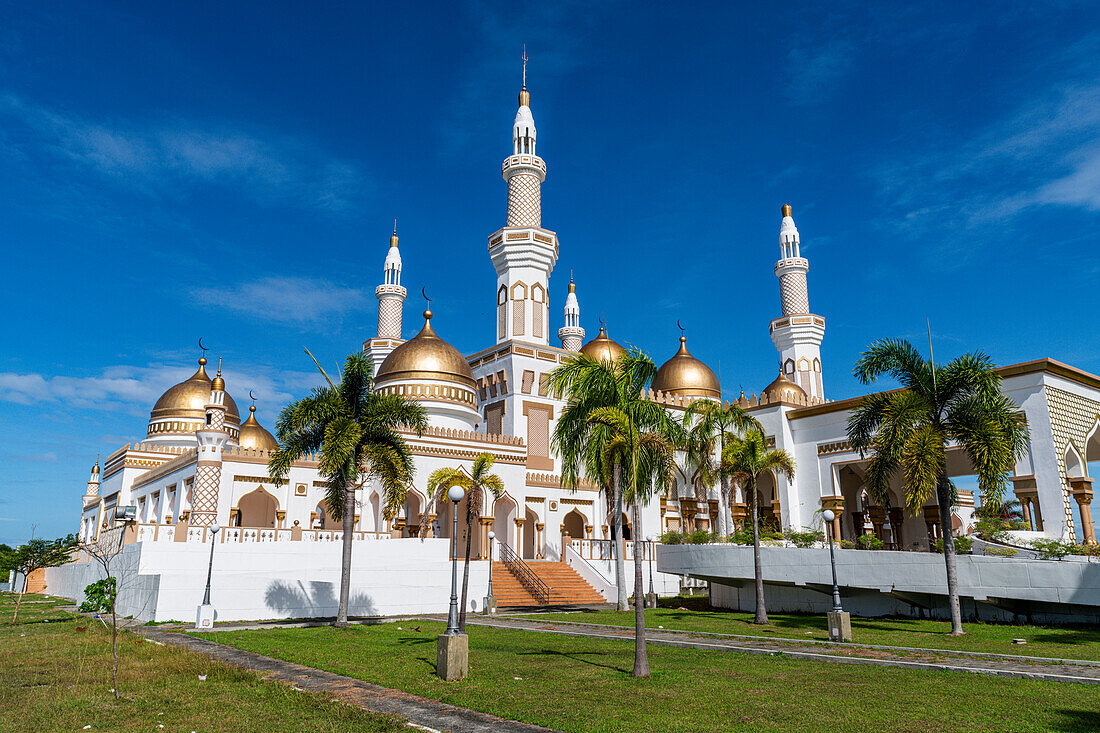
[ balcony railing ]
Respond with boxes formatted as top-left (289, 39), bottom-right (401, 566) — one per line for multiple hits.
top-left (127, 522), bottom-right (393, 544)
top-left (569, 538), bottom-right (656, 561)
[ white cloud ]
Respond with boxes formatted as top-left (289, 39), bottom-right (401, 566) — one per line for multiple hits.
top-left (193, 276), bottom-right (370, 325)
top-left (0, 93), bottom-right (366, 213)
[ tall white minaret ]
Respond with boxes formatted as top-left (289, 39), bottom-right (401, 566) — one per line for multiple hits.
top-left (558, 275), bottom-right (584, 351)
top-left (769, 204), bottom-right (825, 402)
top-left (191, 360), bottom-right (230, 527)
top-left (488, 51), bottom-right (559, 345)
top-left (365, 224), bottom-right (407, 376)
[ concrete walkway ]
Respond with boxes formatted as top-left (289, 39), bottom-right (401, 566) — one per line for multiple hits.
top-left (142, 627), bottom-right (559, 733)
top-left (459, 615), bottom-right (1100, 685)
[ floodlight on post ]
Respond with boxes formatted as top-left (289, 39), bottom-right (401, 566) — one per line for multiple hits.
top-left (445, 486), bottom-right (465, 635)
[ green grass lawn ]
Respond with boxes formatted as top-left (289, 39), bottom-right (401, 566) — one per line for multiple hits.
top-left (200, 620), bottom-right (1100, 733)
top-left (0, 593), bottom-right (402, 732)
top-left (517, 597), bottom-right (1100, 661)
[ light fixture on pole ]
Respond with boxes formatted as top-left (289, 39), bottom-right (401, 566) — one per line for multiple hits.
top-left (444, 485), bottom-right (465, 635)
top-left (646, 534), bottom-right (655, 599)
top-left (484, 530), bottom-right (497, 616)
top-left (821, 509), bottom-right (851, 641)
top-left (195, 525), bottom-right (221, 629)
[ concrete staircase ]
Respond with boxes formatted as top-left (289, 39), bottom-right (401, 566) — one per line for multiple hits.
top-left (492, 561), bottom-right (606, 607)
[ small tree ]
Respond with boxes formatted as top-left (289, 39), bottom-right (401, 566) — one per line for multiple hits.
top-left (80, 530), bottom-right (128, 699)
top-left (428, 453), bottom-right (504, 632)
top-left (9, 534), bottom-right (77, 623)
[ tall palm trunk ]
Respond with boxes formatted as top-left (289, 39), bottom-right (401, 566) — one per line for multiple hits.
top-left (631, 500), bottom-right (649, 677)
top-left (936, 472), bottom-right (964, 635)
top-left (611, 461), bottom-right (628, 611)
top-left (459, 512), bottom-right (473, 632)
top-left (719, 475), bottom-right (731, 537)
top-left (750, 477), bottom-right (767, 624)
top-left (335, 479), bottom-right (356, 627)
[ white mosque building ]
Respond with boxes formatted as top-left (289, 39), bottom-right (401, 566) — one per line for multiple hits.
top-left (53, 70), bottom-right (1100, 621)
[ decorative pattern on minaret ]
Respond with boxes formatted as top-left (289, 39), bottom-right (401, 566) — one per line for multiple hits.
top-left (770, 205), bottom-right (826, 402)
top-left (507, 173), bottom-right (542, 227)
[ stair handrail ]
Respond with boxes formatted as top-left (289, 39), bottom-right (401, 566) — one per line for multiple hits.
top-left (496, 540), bottom-right (551, 605)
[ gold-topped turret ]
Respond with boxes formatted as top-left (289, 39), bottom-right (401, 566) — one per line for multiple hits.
top-left (781, 204), bottom-right (792, 218)
top-left (211, 357), bottom-right (225, 392)
top-left (390, 218), bottom-right (399, 248)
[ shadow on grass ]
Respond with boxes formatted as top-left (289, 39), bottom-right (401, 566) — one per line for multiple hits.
top-left (517, 648), bottom-right (630, 674)
top-left (1030, 628), bottom-right (1100, 646)
top-left (396, 636), bottom-right (434, 646)
top-left (1053, 709), bottom-right (1100, 733)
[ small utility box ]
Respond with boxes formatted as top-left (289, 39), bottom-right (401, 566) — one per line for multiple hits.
top-left (195, 603), bottom-right (215, 630)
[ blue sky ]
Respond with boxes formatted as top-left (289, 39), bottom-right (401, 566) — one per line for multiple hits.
top-left (1, 1), bottom-right (1098, 544)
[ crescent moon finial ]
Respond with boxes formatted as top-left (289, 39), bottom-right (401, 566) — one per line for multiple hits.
top-left (198, 337), bottom-right (207, 357)
top-left (249, 389), bottom-right (256, 403)
top-left (677, 319), bottom-right (684, 335)
top-left (599, 313), bottom-right (605, 329)
top-left (421, 286), bottom-right (431, 303)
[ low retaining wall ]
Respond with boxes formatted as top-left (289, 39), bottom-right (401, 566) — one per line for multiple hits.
top-left (658, 544), bottom-right (1100, 625)
top-left (45, 537), bottom-right (488, 623)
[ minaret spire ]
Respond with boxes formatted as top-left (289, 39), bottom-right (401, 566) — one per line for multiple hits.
top-left (489, 53), bottom-right (559, 345)
top-left (769, 204), bottom-right (826, 401)
top-left (558, 274), bottom-right (584, 351)
top-left (365, 223), bottom-right (408, 375)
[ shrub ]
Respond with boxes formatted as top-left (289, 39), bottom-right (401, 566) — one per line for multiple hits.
top-left (856, 534), bottom-right (884, 551)
top-left (728, 528), bottom-right (754, 545)
top-left (985, 546), bottom-right (1018, 558)
top-left (1031, 539), bottom-right (1072, 560)
top-left (660, 530), bottom-right (683, 545)
top-left (973, 517), bottom-right (1010, 543)
top-left (786, 529), bottom-right (824, 548)
top-left (689, 529), bottom-right (716, 545)
top-left (1067, 544), bottom-right (1100, 557)
top-left (839, 539), bottom-right (856, 549)
top-left (933, 536), bottom-right (973, 554)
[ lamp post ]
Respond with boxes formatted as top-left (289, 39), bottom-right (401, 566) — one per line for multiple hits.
top-left (646, 535), bottom-right (655, 603)
top-left (444, 485), bottom-right (465, 636)
top-left (822, 509), bottom-right (851, 641)
top-left (195, 525), bottom-right (220, 629)
top-left (485, 530), bottom-right (497, 616)
top-left (202, 525), bottom-right (221, 605)
top-left (437, 485), bottom-right (469, 681)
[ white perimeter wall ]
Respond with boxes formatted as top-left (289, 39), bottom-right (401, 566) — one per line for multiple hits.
top-left (45, 537), bottom-right (488, 623)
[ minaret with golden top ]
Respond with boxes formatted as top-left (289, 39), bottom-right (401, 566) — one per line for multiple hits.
top-left (558, 275), bottom-right (584, 351)
top-left (770, 205), bottom-right (826, 401)
top-left (366, 223), bottom-right (407, 375)
top-left (191, 358), bottom-right (230, 527)
top-left (489, 50), bottom-right (559, 345)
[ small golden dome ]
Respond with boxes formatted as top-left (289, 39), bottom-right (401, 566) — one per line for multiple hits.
top-left (238, 405), bottom-right (278, 450)
top-left (653, 337), bottom-right (720, 399)
top-left (763, 371), bottom-right (807, 405)
top-left (150, 357), bottom-right (240, 424)
top-left (782, 203), bottom-right (792, 218)
top-left (375, 310), bottom-right (476, 388)
top-left (211, 358), bottom-right (225, 392)
top-left (579, 326), bottom-right (626, 364)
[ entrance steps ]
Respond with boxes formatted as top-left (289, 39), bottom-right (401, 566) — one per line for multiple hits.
top-left (492, 561), bottom-right (606, 607)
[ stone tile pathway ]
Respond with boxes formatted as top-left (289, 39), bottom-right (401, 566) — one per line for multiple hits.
top-left (143, 628), bottom-right (559, 733)
top-left (461, 615), bottom-right (1100, 685)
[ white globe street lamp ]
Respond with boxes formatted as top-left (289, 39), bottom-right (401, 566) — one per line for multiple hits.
top-left (822, 510), bottom-right (843, 613)
top-left (444, 486), bottom-right (465, 635)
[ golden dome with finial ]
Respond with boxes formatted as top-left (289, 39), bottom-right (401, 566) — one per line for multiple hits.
top-left (150, 357), bottom-right (240, 424)
top-left (375, 310), bottom-right (476, 388)
top-left (653, 337), bottom-right (720, 399)
top-left (782, 203), bottom-right (792, 218)
top-left (763, 371), bottom-right (807, 405)
top-left (211, 357), bottom-right (225, 392)
top-left (238, 405), bottom-right (278, 450)
top-left (518, 45), bottom-right (530, 107)
top-left (579, 326), bottom-right (626, 364)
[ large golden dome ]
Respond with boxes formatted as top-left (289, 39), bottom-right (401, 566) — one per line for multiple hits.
top-left (238, 405), bottom-right (278, 450)
top-left (763, 371), bottom-right (807, 405)
top-left (653, 337), bottom-right (720, 399)
top-left (375, 311), bottom-right (476, 388)
top-left (579, 326), bottom-right (626, 364)
top-left (149, 358), bottom-right (240, 424)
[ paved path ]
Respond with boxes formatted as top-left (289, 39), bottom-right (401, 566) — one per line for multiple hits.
top-left (143, 628), bottom-right (559, 733)
top-left (457, 615), bottom-right (1100, 685)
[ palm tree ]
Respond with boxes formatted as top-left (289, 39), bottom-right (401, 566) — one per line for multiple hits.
top-left (428, 452), bottom-right (505, 632)
top-left (718, 427), bottom-right (796, 625)
top-left (269, 351), bottom-right (427, 627)
top-left (588, 394), bottom-right (678, 678)
top-left (847, 339), bottom-right (1029, 635)
top-left (548, 352), bottom-right (648, 612)
top-left (683, 400), bottom-right (759, 537)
